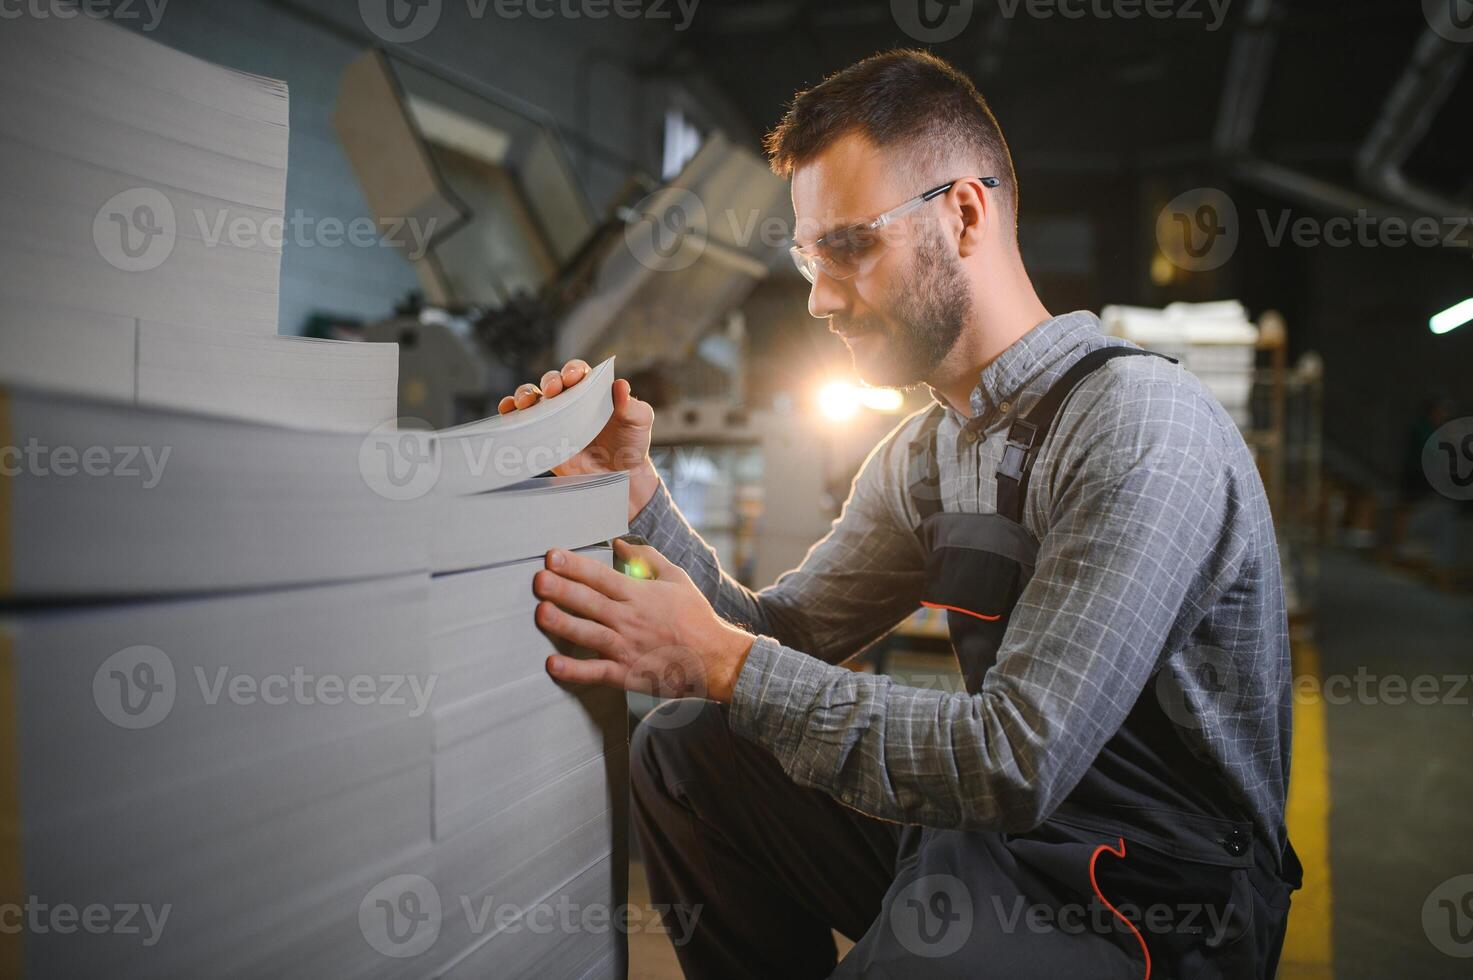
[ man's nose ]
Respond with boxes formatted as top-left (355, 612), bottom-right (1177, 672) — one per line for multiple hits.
top-left (807, 268), bottom-right (848, 319)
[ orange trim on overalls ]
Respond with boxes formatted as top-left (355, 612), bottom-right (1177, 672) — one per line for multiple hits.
top-left (919, 601), bottom-right (1003, 622)
top-left (1089, 836), bottom-right (1152, 980)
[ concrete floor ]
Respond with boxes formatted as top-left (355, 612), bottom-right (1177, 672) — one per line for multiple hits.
top-left (626, 548), bottom-right (1473, 978)
top-left (1315, 550), bottom-right (1473, 979)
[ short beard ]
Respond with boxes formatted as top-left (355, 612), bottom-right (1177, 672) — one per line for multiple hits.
top-left (854, 229), bottom-right (970, 388)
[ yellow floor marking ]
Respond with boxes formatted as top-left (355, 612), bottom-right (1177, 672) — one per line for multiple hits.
top-left (1278, 639), bottom-right (1333, 979)
top-left (0, 631), bottom-right (22, 978)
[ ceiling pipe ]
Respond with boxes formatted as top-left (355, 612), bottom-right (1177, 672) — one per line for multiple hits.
top-left (1354, 13), bottom-right (1472, 219)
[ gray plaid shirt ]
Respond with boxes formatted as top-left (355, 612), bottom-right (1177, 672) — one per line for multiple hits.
top-left (632, 311), bottom-right (1292, 849)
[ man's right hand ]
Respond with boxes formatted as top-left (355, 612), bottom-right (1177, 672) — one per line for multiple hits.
top-left (498, 359), bottom-right (660, 521)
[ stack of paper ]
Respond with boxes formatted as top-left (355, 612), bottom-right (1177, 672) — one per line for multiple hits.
top-left (1101, 301), bottom-right (1260, 427)
top-left (0, 16), bottom-right (631, 979)
top-left (0, 15), bottom-right (396, 431)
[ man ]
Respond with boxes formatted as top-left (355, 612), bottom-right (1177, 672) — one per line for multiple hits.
top-left (503, 50), bottom-right (1299, 979)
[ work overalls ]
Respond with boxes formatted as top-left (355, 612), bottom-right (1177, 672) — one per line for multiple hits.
top-left (832, 348), bottom-right (1302, 979)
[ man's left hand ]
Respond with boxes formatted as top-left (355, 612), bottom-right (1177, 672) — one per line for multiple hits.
top-left (535, 539), bottom-right (756, 703)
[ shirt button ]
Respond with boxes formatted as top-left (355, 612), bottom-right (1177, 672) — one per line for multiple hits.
top-left (998, 401), bottom-right (1011, 414)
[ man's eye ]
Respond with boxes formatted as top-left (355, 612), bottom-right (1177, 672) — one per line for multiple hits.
top-left (826, 225), bottom-right (877, 254)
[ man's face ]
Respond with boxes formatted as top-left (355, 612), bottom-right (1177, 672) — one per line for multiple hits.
top-left (791, 134), bottom-right (971, 388)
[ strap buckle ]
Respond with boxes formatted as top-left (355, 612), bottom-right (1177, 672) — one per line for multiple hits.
top-left (998, 419), bottom-right (1039, 481)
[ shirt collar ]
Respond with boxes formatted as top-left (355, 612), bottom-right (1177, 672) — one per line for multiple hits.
top-left (932, 310), bottom-right (1105, 425)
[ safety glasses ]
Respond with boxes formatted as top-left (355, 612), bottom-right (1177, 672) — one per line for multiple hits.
top-left (789, 176), bottom-right (1000, 284)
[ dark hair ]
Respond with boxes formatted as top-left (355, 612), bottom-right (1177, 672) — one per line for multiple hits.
top-left (764, 49), bottom-right (1019, 223)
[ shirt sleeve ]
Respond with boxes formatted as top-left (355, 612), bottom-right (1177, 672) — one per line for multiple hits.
top-left (630, 416), bottom-right (929, 665)
top-left (726, 379), bottom-right (1251, 833)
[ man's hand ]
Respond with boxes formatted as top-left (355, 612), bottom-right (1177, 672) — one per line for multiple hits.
top-left (535, 539), bottom-right (756, 703)
top-left (498, 359), bottom-right (659, 521)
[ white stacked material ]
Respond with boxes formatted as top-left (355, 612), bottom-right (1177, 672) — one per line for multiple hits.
top-left (0, 14), bottom-right (397, 431)
top-left (0, 16), bottom-right (630, 979)
top-left (3, 576), bottom-right (435, 978)
top-left (434, 358), bottom-right (617, 496)
top-left (433, 473), bottom-right (628, 574)
top-left (0, 14), bottom-right (288, 339)
top-left (136, 322), bottom-right (399, 431)
top-left (0, 385), bottom-right (429, 600)
top-left (1101, 301), bottom-right (1260, 427)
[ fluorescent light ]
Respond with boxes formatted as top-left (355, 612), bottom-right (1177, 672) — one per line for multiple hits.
top-left (1430, 298), bottom-right (1473, 335)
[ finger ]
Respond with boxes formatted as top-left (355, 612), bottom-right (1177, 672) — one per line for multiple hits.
top-left (561, 359), bottom-right (591, 389)
top-left (546, 652), bottom-right (628, 688)
top-left (513, 383), bottom-right (543, 410)
top-left (535, 601), bottom-right (624, 656)
top-left (613, 539), bottom-right (678, 580)
top-left (534, 569), bottom-right (625, 626)
top-left (547, 549), bottom-right (634, 600)
top-left (497, 395), bottom-right (516, 415)
top-left (540, 370), bottom-right (564, 397)
top-left (613, 379), bottom-right (654, 427)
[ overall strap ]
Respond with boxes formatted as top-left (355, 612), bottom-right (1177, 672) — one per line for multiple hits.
top-left (995, 347), bottom-right (1175, 523)
top-left (906, 404), bottom-right (947, 523)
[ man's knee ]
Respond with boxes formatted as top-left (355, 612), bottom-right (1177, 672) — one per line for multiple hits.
top-left (630, 697), bottom-right (729, 804)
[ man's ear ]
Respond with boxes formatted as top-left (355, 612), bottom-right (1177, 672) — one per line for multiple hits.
top-left (955, 178), bottom-right (990, 258)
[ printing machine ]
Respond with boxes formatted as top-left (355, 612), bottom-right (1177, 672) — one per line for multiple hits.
top-left (333, 49), bottom-right (790, 429)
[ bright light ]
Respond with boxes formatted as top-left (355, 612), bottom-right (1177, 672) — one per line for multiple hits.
top-left (860, 388), bottom-right (905, 412)
top-left (818, 382), bottom-right (861, 422)
top-left (817, 381), bottom-right (905, 421)
top-left (1430, 297), bottom-right (1473, 335)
